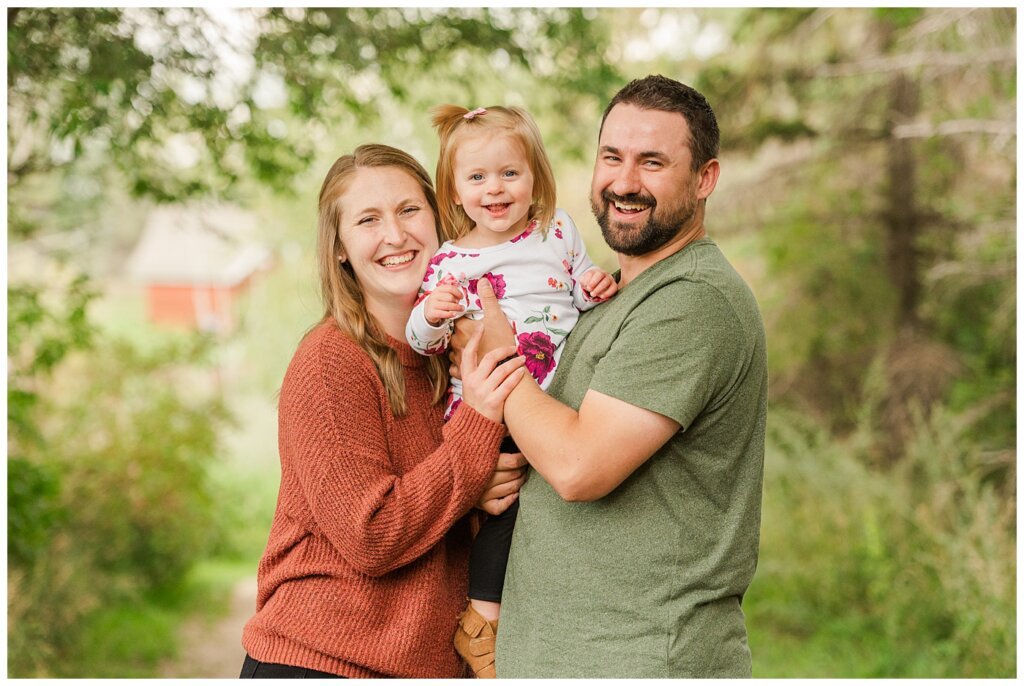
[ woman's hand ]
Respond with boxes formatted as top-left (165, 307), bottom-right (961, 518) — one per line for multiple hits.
top-left (477, 450), bottom-right (528, 515)
top-left (460, 325), bottom-right (525, 424)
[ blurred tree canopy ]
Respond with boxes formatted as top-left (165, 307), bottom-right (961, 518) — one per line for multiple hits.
top-left (697, 7), bottom-right (1015, 455)
top-left (8, 7), bottom-right (619, 221)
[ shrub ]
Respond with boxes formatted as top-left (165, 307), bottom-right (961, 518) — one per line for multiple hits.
top-left (749, 405), bottom-right (1015, 677)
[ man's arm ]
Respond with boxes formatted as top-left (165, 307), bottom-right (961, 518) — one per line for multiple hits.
top-left (465, 278), bottom-right (680, 502)
top-left (504, 378), bottom-right (679, 501)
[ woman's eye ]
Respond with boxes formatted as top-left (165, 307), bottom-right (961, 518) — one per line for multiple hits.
top-left (400, 206), bottom-right (420, 215)
top-left (357, 216), bottom-right (377, 225)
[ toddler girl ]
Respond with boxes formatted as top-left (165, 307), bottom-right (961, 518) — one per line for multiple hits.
top-left (405, 105), bottom-right (617, 677)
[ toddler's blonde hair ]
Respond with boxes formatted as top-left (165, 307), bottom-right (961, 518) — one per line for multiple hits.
top-left (430, 105), bottom-right (557, 241)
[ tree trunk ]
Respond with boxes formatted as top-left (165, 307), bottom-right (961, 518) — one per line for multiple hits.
top-left (885, 73), bottom-right (922, 332)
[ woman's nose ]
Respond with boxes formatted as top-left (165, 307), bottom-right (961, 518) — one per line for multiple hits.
top-left (381, 216), bottom-right (404, 244)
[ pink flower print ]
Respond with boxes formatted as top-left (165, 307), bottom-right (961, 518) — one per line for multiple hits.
top-left (517, 331), bottom-right (557, 385)
top-left (554, 223), bottom-right (563, 240)
top-left (424, 250), bottom-right (458, 282)
top-left (547, 276), bottom-right (565, 290)
top-left (445, 396), bottom-right (463, 421)
top-left (562, 259), bottom-right (573, 276)
top-left (510, 219), bottom-right (537, 244)
top-left (468, 272), bottom-right (506, 300)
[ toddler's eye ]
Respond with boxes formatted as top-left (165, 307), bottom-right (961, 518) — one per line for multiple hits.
top-left (503, 170), bottom-right (518, 178)
top-left (470, 173), bottom-right (484, 182)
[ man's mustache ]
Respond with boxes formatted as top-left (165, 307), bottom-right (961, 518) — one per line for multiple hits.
top-left (601, 190), bottom-right (656, 209)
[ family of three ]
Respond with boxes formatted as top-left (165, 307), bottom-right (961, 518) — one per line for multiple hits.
top-left (239, 74), bottom-right (767, 679)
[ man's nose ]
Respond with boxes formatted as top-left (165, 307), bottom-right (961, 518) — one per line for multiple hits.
top-left (610, 163), bottom-right (641, 197)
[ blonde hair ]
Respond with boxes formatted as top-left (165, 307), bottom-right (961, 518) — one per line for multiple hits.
top-left (430, 104), bottom-right (557, 241)
top-left (316, 143), bottom-right (448, 416)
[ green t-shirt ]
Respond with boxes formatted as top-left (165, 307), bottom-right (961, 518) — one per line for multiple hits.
top-left (496, 238), bottom-right (768, 678)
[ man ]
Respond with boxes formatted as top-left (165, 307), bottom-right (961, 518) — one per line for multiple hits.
top-left (459, 74), bottom-right (767, 677)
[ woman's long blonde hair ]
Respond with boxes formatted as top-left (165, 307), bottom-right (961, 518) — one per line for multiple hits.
top-left (316, 143), bottom-right (448, 416)
top-left (430, 104), bottom-right (557, 242)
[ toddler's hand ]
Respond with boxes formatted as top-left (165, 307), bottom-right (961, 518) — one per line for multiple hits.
top-left (580, 268), bottom-right (618, 303)
top-left (424, 282), bottom-right (465, 326)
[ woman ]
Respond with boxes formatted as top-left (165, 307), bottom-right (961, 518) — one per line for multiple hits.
top-left (240, 144), bottom-right (527, 678)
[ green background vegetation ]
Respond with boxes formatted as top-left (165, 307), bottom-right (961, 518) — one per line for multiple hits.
top-left (7, 7), bottom-right (1016, 678)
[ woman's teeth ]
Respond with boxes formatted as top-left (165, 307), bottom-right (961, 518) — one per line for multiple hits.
top-left (380, 252), bottom-right (415, 267)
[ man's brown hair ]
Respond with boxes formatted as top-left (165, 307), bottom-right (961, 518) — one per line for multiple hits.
top-left (600, 74), bottom-right (720, 171)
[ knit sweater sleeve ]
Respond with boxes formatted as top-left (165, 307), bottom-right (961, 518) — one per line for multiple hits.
top-left (286, 330), bottom-right (504, 578)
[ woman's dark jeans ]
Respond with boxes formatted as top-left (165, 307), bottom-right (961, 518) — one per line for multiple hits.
top-left (240, 654), bottom-right (345, 678)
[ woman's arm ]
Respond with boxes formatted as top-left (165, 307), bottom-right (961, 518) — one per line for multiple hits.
top-left (286, 331), bottom-right (521, 577)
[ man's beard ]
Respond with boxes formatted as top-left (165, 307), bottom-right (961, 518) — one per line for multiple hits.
top-left (590, 189), bottom-right (697, 257)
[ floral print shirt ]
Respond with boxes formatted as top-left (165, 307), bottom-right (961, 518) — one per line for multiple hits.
top-left (406, 208), bottom-right (604, 420)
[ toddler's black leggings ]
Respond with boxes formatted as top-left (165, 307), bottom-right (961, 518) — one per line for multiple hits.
top-left (467, 436), bottom-right (521, 602)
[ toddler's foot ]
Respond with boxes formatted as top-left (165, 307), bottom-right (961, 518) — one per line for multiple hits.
top-left (454, 601), bottom-right (498, 678)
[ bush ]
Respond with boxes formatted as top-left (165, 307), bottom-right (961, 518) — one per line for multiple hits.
top-left (748, 406), bottom-right (1015, 677)
top-left (8, 331), bottom-right (231, 676)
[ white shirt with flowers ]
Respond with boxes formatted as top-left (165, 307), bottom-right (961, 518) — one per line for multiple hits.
top-left (406, 208), bottom-right (604, 420)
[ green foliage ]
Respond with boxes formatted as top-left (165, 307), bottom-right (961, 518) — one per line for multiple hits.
top-left (8, 304), bottom-right (232, 676)
top-left (748, 408), bottom-right (1015, 677)
top-left (8, 7), bottom-right (621, 208)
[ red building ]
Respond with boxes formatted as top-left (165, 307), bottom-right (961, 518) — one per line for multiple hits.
top-left (128, 204), bottom-right (272, 333)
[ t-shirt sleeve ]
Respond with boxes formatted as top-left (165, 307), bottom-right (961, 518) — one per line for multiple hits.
top-left (588, 281), bottom-right (746, 431)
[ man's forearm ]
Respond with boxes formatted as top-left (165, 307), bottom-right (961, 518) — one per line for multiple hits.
top-left (504, 378), bottom-right (590, 500)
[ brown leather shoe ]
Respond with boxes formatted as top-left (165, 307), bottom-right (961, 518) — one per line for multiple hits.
top-left (454, 602), bottom-right (498, 678)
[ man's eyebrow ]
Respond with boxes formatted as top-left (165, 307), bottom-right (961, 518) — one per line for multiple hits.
top-left (598, 145), bottom-right (670, 161)
top-left (638, 150), bottom-right (670, 161)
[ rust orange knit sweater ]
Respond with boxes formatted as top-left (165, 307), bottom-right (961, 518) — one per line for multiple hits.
top-left (241, 321), bottom-right (504, 678)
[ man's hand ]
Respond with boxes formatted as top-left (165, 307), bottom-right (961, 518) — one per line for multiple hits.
top-left (449, 278), bottom-right (517, 379)
top-left (477, 450), bottom-right (528, 515)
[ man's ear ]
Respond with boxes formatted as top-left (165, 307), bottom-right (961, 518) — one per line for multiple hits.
top-left (696, 159), bottom-right (720, 201)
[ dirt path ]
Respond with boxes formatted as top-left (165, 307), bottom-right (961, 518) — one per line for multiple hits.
top-left (160, 576), bottom-right (256, 678)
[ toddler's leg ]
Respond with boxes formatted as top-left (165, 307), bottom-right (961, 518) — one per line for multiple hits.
top-left (456, 437), bottom-right (520, 678)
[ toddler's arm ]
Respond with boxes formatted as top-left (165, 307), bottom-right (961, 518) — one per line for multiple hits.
top-left (560, 211), bottom-right (616, 310)
top-left (407, 280), bottom-right (464, 355)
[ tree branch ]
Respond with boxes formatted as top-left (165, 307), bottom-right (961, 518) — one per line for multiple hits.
top-left (813, 48), bottom-right (1015, 77)
top-left (893, 119), bottom-right (1016, 139)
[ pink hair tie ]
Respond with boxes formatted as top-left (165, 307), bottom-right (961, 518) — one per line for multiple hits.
top-left (463, 107), bottom-right (487, 120)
